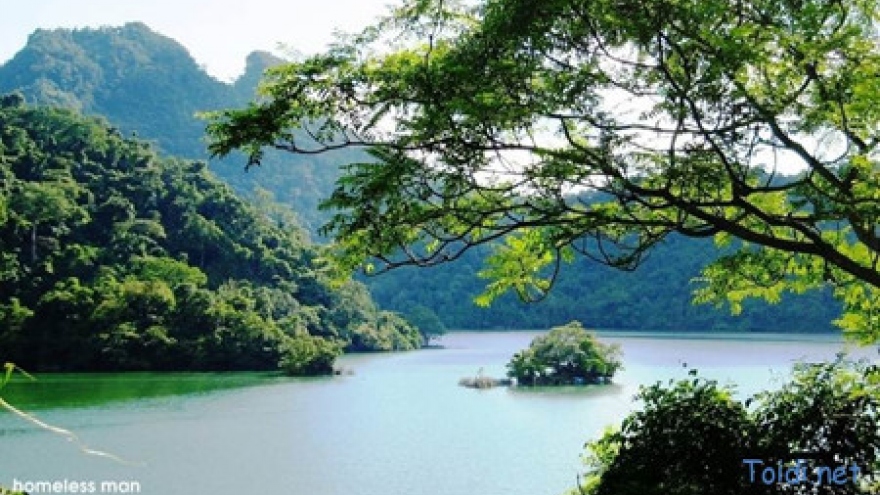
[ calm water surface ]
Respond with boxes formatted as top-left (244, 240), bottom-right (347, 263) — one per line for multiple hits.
top-left (1, 332), bottom-right (875, 495)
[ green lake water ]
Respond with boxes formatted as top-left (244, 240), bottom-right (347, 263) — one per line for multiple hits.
top-left (0, 331), bottom-right (875, 495)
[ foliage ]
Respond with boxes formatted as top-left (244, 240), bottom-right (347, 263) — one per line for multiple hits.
top-left (0, 101), bottom-right (422, 373)
top-left (579, 376), bottom-right (754, 495)
top-left (578, 359), bottom-right (880, 494)
top-left (749, 359), bottom-right (880, 493)
top-left (206, 0), bottom-right (880, 340)
top-left (506, 321), bottom-right (622, 386)
top-left (348, 310), bottom-right (423, 351)
top-left (402, 304), bottom-right (447, 343)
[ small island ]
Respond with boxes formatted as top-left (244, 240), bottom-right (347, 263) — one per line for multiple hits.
top-left (506, 321), bottom-right (622, 386)
top-left (458, 321), bottom-right (623, 389)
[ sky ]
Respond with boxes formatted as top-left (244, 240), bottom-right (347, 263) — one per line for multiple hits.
top-left (0, 0), bottom-right (392, 81)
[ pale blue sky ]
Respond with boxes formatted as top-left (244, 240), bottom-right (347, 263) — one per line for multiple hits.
top-left (0, 0), bottom-right (391, 81)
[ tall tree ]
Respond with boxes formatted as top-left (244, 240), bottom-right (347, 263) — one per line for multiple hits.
top-left (208, 0), bottom-right (880, 339)
top-left (9, 181), bottom-right (85, 265)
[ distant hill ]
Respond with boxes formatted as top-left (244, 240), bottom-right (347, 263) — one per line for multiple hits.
top-left (363, 236), bottom-right (842, 333)
top-left (0, 23), bottom-right (843, 333)
top-left (0, 22), bottom-right (227, 154)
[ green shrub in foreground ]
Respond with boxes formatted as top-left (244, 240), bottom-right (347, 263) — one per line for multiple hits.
top-left (578, 358), bottom-right (880, 495)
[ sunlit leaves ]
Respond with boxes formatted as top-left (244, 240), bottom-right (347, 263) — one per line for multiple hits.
top-left (476, 229), bottom-right (557, 306)
top-left (0, 362), bottom-right (33, 391)
top-left (131, 256), bottom-right (208, 288)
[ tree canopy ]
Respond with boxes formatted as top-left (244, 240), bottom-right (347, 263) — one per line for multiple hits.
top-left (0, 23), bottom-right (350, 236)
top-left (207, 0), bottom-right (880, 340)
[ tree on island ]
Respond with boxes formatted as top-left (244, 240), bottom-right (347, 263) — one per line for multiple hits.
top-left (507, 322), bottom-right (621, 386)
top-left (207, 0), bottom-right (879, 342)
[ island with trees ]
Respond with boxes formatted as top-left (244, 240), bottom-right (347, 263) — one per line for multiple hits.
top-left (507, 322), bottom-right (622, 386)
top-left (458, 322), bottom-right (621, 389)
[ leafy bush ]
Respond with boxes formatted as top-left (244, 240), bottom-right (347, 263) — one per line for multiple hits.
top-left (578, 358), bottom-right (880, 495)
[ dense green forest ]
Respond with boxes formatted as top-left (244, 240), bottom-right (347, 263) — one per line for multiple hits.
top-left (0, 98), bottom-right (423, 372)
top-left (0, 23), bottom-right (843, 334)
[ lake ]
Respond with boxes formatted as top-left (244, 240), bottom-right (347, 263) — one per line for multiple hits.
top-left (1, 332), bottom-right (875, 495)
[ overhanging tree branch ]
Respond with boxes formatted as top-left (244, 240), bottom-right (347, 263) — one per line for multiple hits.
top-left (206, 0), bottom-right (880, 337)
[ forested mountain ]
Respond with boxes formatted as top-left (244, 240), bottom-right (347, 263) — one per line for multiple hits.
top-left (0, 22), bottom-right (344, 234)
top-left (0, 23), bottom-right (842, 333)
top-left (0, 99), bottom-right (422, 372)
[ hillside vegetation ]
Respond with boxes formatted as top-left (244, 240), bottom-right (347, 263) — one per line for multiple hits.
top-left (0, 98), bottom-right (422, 372)
top-left (365, 238), bottom-right (841, 332)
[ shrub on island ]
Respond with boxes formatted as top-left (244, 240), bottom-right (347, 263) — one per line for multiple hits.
top-left (506, 322), bottom-right (622, 386)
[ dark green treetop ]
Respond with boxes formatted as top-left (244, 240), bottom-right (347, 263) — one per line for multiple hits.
top-left (578, 359), bottom-right (880, 494)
